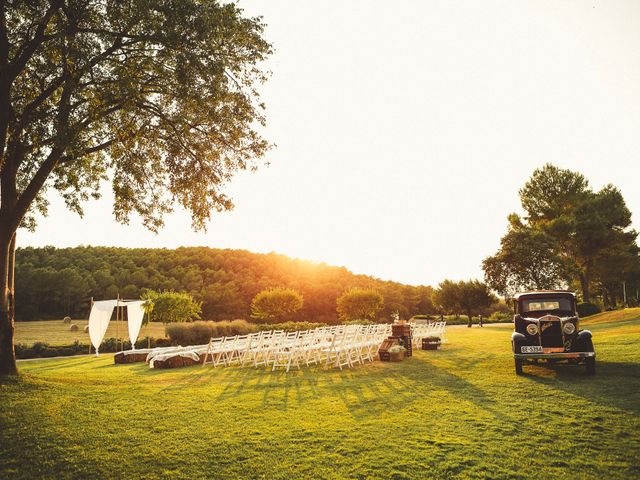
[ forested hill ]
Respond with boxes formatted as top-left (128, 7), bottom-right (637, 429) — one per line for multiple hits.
top-left (15, 246), bottom-right (436, 322)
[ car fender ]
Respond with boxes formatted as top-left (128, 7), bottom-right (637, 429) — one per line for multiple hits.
top-left (512, 332), bottom-right (527, 344)
top-left (576, 329), bottom-right (592, 340)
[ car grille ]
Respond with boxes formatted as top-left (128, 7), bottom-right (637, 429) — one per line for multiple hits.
top-left (540, 321), bottom-right (563, 348)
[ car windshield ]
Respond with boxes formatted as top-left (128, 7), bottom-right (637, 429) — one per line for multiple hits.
top-left (523, 298), bottom-right (572, 312)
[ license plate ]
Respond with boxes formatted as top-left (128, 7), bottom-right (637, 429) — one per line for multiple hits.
top-left (521, 345), bottom-right (543, 354)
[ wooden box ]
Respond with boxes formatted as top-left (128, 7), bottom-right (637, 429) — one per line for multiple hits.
top-left (392, 324), bottom-right (412, 337)
top-left (378, 337), bottom-right (400, 362)
top-left (422, 338), bottom-right (441, 351)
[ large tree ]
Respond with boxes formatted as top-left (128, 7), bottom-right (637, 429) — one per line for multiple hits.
top-left (433, 279), bottom-right (495, 326)
top-left (482, 215), bottom-right (566, 297)
top-left (0, 1), bottom-right (272, 374)
top-left (486, 164), bottom-right (638, 302)
top-left (336, 288), bottom-right (384, 322)
top-left (250, 287), bottom-right (303, 322)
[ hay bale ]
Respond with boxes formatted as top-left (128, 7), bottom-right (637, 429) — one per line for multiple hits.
top-left (63, 316), bottom-right (71, 324)
top-left (69, 324), bottom-right (79, 332)
top-left (153, 355), bottom-right (199, 369)
top-left (114, 350), bottom-right (152, 364)
top-left (83, 325), bottom-right (90, 333)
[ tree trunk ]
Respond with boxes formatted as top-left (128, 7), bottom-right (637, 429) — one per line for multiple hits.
top-left (579, 273), bottom-right (590, 303)
top-left (467, 310), bottom-right (472, 328)
top-left (0, 231), bottom-right (18, 375)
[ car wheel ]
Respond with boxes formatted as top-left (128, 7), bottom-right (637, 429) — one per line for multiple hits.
top-left (581, 338), bottom-right (595, 353)
top-left (515, 358), bottom-right (523, 375)
top-left (585, 357), bottom-right (596, 376)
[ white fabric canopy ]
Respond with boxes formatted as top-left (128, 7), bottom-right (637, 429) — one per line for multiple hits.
top-left (125, 300), bottom-right (146, 349)
top-left (88, 300), bottom-right (118, 354)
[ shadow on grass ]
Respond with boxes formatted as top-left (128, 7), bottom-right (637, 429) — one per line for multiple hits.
top-left (134, 355), bottom-right (501, 421)
top-left (522, 361), bottom-right (640, 414)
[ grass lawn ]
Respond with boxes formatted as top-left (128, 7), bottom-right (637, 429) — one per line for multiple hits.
top-left (1, 313), bottom-right (639, 479)
top-left (14, 320), bottom-right (168, 346)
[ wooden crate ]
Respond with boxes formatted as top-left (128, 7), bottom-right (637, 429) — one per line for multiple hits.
top-left (378, 337), bottom-right (400, 362)
top-left (422, 338), bottom-right (441, 351)
top-left (389, 335), bottom-right (413, 357)
top-left (392, 324), bottom-right (412, 337)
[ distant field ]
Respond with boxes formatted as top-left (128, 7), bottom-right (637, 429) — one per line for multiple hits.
top-left (14, 320), bottom-right (168, 346)
top-left (1, 310), bottom-right (639, 479)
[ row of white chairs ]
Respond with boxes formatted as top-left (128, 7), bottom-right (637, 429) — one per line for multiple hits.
top-left (409, 321), bottom-right (447, 347)
top-left (202, 324), bottom-right (392, 372)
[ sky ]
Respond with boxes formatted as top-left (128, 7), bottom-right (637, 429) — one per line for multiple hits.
top-left (17, 0), bottom-right (640, 286)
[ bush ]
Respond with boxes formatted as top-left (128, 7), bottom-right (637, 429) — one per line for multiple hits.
top-left (14, 337), bottom-right (173, 359)
top-left (343, 319), bottom-right (375, 325)
top-left (411, 315), bottom-right (435, 320)
top-left (166, 320), bottom-right (259, 346)
top-left (577, 302), bottom-right (601, 318)
top-left (257, 321), bottom-right (328, 332)
top-left (488, 311), bottom-right (512, 321)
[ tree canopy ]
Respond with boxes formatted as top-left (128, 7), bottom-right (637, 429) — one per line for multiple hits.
top-left (433, 279), bottom-right (495, 324)
top-left (484, 164), bottom-right (639, 304)
top-left (142, 289), bottom-right (201, 324)
top-left (250, 287), bottom-right (303, 322)
top-left (336, 288), bottom-right (384, 322)
top-left (1, 0), bottom-right (273, 374)
top-left (15, 246), bottom-right (438, 323)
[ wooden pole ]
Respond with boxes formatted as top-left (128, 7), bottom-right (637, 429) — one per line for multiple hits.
top-left (89, 297), bottom-right (93, 355)
top-left (116, 293), bottom-right (120, 352)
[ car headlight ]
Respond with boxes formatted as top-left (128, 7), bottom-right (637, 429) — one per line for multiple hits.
top-left (563, 322), bottom-right (576, 335)
top-left (526, 323), bottom-right (539, 335)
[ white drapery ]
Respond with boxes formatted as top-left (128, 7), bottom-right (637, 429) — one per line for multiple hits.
top-left (88, 300), bottom-right (118, 354)
top-left (125, 300), bottom-right (146, 349)
top-left (88, 299), bottom-right (147, 355)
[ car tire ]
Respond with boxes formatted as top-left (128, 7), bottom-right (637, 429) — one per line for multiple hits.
top-left (585, 357), bottom-right (596, 376)
top-left (580, 338), bottom-right (595, 353)
top-left (515, 358), bottom-right (523, 375)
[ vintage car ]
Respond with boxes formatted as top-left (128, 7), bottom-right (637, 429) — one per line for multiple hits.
top-left (511, 291), bottom-right (595, 375)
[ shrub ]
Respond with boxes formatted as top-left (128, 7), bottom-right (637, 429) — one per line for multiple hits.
top-left (343, 319), bottom-right (375, 325)
top-left (69, 324), bottom-right (79, 331)
top-left (63, 316), bottom-right (72, 324)
top-left (166, 320), bottom-right (259, 346)
top-left (32, 342), bottom-right (49, 354)
top-left (488, 311), bottom-right (512, 321)
top-left (577, 302), bottom-right (601, 318)
top-left (412, 315), bottom-right (435, 321)
top-left (257, 321), bottom-right (327, 332)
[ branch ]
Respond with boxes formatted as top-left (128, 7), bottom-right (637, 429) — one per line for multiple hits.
top-left (10, 146), bottom-right (61, 231)
top-left (9, 0), bottom-right (63, 80)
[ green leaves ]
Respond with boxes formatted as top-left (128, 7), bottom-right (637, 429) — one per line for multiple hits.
top-left (141, 289), bottom-right (201, 324)
top-left (3, 0), bottom-right (273, 232)
top-left (336, 288), bottom-right (384, 321)
top-left (485, 164), bottom-right (639, 302)
top-left (433, 280), bottom-right (495, 319)
top-left (250, 287), bottom-right (304, 321)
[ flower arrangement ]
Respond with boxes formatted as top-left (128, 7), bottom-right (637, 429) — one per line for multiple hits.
top-left (388, 344), bottom-right (406, 361)
top-left (388, 345), bottom-right (406, 354)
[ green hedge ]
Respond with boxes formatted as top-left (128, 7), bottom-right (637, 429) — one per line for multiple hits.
top-left (577, 302), bottom-right (601, 318)
top-left (15, 336), bottom-right (172, 360)
top-left (258, 321), bottom-right (328, 332)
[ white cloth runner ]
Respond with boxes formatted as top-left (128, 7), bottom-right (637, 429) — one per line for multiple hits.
top-left (150, 350), bottom-right (200, 368)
